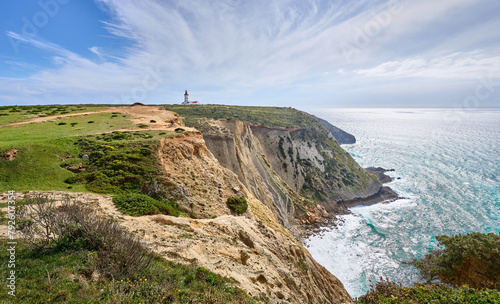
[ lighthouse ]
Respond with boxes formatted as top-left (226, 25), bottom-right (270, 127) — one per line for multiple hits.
top-left (182, 90), bottom-right (199, 105)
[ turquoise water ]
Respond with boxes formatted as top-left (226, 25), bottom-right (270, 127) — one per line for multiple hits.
top-left (305, 108), bottom-right (500, 298)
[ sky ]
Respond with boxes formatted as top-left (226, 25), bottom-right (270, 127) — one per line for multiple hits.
top-left (1, 0), bottom-right (499, 108)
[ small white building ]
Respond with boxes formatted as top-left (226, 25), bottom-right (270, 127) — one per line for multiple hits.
top-left (182, 90), bottom-right (199, 105)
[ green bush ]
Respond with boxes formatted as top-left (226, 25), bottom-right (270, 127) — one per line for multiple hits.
top-left (113, 192), bottom-right (160, 216)
top-left (63, 175), bottom-right (79, 184)
top-left (113, 192), bottom-right (179, 217)
top-left (153, 199), bottom-right (180, 217)
top-left (74, 137), bottom-right (160, 195)
top-left (227, 197), bottom-right (248, 215)
top-left (356, 279), bottom-right (500, 304)
top-left (175, 128), bottom-right (185, 133)
top-left (410, 232), bottom-right (500, 289)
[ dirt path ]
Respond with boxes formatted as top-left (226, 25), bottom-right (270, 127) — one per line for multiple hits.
top-left (0, 105), bottom-right (197, 133)
top-left (0, 108), bottom-right (113, 128)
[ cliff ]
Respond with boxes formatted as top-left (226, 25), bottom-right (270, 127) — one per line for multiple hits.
top-left (149, 132), bottom-right (354, 303)
top-left (202, 120), bottom-right (383, 234)
top-left (312, 115), bottom-right (356, 144)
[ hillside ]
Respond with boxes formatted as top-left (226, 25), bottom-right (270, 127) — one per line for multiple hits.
top-left (0, 104), bottom-right (356, 303)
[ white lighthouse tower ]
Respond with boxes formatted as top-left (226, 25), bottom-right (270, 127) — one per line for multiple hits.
top-left (181, 90), bottom-right (199, 105)
top-left (183, 90), bottom-right (189, 104)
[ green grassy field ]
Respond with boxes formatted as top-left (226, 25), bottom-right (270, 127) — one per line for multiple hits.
top-left (0, 105), bottom-right (186, 192)
top-left (0, 110), bottom-right (137, 192)
top-left (0, 112), bottom-right (133, 147)
top-left (0, 105), bottom-right (107, 126)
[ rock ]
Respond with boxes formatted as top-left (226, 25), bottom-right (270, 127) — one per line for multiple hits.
top-left (276, 291), bottom-right (285, 299)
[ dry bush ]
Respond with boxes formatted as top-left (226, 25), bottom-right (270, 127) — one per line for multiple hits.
top-left (17, 193), bottom-right (152, 280)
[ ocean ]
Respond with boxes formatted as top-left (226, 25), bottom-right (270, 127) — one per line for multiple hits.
top-left (305, 108), bottom-right (500, 298)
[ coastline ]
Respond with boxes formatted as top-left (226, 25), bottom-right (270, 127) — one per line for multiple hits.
top-left (339, 167), bottom-right (401, 208)
top-left (300, 167), bottom-right (401, 239)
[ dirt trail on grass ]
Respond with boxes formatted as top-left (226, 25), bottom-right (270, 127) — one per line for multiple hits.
top-left (0, 108), bottom-right (112, 128)
top-left (0, 105), bottom-right (196, 132)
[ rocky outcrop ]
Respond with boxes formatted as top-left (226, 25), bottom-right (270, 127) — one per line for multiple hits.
top-left (313, 115), bottom-right (356, 144)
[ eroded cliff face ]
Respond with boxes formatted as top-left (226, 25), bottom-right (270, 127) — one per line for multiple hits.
top-left (152, 132), bottom-right (353, 303)
top-left (203, 120), bottom-right (383, 231)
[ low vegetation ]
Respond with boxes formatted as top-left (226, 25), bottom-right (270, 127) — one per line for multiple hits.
top-left (410, 232), bottom-right (500, 289)
top-left (164, 104), bottom-right (320, 129)
top-left (69, 132), bottom-right (162, 194)
top-left (357, 232), bottom-right (500, 303)
top-left (1, 194), bottom-right (265, 303)
top-left (226, 196), bottom-right (248, 215)
top-left (113, 192), bottom-right (179, 217)
top-left (356, 279), bottom-right (499, 304)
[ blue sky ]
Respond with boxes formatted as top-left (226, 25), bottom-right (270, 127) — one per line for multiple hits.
top-left (1, 0), bottom-right (499, 108)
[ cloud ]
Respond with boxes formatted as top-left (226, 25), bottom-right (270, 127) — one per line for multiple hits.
top-left (1, 0), bottom-right (500, 106)
top-left (354, 50), bottom-right (500, 79)
top-left (89, 46), bottom-right (104, 59)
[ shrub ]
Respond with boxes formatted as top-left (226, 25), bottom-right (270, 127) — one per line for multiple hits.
top-left (175, 128), bottom-right (185, 133)
top-left (153, 199), bottom-right (180, 217)
top-left (63, 175), bottom-right (79, 184)
top-left (409, 232), bottom-right (500, 289)
top-left (137, 123), bottom-right (149, 128)
top-left (70, 122), bottom-right (78, 127)
top-left (150, 120), bottom-right (156, 123)
top-left (113, 192), bottom-right (160, 216)
top-left (17, 194), bottom-right (153, 279)
top-left (88, 121), bottom-right (94, 123)
top-left (113, 192), bottom-right (179, 217)
top-left (356, 279), bottom-right (500, 304)
top-left (227, 197), bottom-right (248, 215)
top-left (57, 122), bottom-right (67, 125)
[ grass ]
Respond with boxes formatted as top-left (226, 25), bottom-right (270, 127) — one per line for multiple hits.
top-left (356, 280), bottom-right (500, 304)
top-left (0, 129), bottom-right (180, 193)
top-left (0, 105), bottom-right (107, 126)
top-left (164, 104), bottom-right (320, 129)
top-left (0, 104), bottom-right (183, 193)
top-left (0, 138), bottom-right (87, 192)
top-left (0, 112), bottom-right (133, 147)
